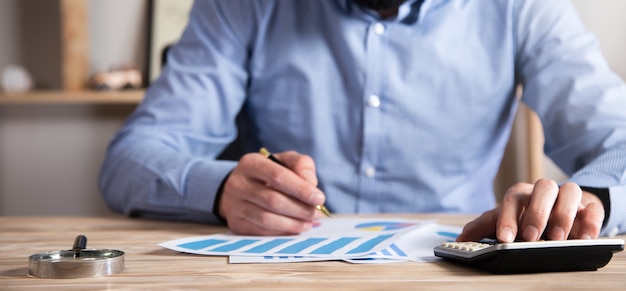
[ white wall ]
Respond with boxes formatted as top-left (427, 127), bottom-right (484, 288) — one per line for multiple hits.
top-left (0, 105), bottom-right (135, 215)
top-left (572, 0), bottom-right (626, 79)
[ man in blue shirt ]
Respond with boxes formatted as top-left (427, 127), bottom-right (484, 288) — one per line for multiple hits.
top-left (99, 0), bottom-right (626, 242)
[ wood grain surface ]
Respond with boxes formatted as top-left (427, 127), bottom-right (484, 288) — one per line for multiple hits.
top-left (1, 214), bottom-right (624, 290)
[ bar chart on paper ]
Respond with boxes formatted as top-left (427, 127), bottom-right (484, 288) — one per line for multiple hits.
top-left (228, 222), bottom-right (463, 264)
top-left (160, 218), bottom-right (429, 258)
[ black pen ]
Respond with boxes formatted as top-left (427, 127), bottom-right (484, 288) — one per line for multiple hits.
top-left (259, 147), bottom-right (331, 218)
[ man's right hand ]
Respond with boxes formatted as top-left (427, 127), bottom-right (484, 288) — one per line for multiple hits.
top-left (218, 151), bottom-right (326, 235)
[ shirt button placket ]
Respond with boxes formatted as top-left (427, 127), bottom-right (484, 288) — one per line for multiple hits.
top-left (358, 21), bottom-right (386, 212)
top-left (364, 95), bottom-right (380, 180)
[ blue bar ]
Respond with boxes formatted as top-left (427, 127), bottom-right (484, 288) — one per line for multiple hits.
top-left (389, 243), bottom-right (407, 257)
top-left (309, 237), bottom-right (359, 254)
top-left (244, 238), bottom-right (293, 253)
top-left (380, 248), bottom-right (392, 256)
top-left (275, 238), bottom-right (327, 254)
top-left (209, 239), bottom-right (260, 252)
top-left (346, 235), bottom-right (394, 254)
top-left (177, 239), bottom-right (228, 250)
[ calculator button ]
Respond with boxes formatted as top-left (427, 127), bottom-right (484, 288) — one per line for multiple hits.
top-left (439, 242), bottom-right (491, 252)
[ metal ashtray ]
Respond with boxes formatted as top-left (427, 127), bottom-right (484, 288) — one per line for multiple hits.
top-left (28, 235), bottom-right (124, 279)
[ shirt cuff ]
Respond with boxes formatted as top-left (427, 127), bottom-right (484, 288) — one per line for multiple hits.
top-left (602, 185), bottom-right (626, 237)
top-left (184, 159), bottom-right (237, 224)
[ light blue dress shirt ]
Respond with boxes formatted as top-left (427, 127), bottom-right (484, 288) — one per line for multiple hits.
top-left (99, 0), bottom-right (626, 236)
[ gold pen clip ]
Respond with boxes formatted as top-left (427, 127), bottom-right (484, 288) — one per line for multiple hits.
top-left (259, 147), bottom-right (331, 218)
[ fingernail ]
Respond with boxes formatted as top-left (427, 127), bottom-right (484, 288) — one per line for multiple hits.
top-left (308, 191), bottom-right (324, 205)
top-left (523, 225), bottom-right (539, 241)
top-left (580, 233), bottom-right (592, 240)
top-left (499, 227), bottom-right (515, 243)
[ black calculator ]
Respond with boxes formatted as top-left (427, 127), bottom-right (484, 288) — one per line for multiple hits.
top-left (433, 238), bottom-right (624, 274)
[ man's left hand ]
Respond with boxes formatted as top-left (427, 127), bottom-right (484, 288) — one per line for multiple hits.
top-left (456, 179), bottom-right (605, 242)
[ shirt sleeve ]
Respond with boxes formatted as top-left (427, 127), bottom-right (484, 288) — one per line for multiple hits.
top-left (514, 0), bottom-right (626, 236)
top-left (98, 0), bottom-right (255, 224)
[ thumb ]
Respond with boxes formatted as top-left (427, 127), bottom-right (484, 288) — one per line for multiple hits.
top-left (456, 209), bottom-right (499, 242)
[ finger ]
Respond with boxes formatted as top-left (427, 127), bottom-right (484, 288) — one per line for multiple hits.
top-left (519, 179), bottom-right (559, 241)
top-left (276, 151), bottom-right (319, 186)
top-left (456, 209), bottom-right (498, 242)
top-left (223, 162), bottom-right (319, 222)
top-left (227, 202), bottom-right (314, 235)
top-left (497, 183), bottom-right (533, 242)
top-left (255, 154), bottom-right (325, 206)
top-left (571, 201), bottom-right (604, 239)
top-left (221, 153), bottom-right (323, 234)
top-left (243, 185), bottom-right (319, 221)
top-left (237, 153), bottom-right (325, 207)
top-left (545, 182), bottom-right (582, 240)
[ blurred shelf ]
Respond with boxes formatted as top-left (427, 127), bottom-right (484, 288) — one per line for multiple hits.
top-left (0, 90), bottom-right (144, 105)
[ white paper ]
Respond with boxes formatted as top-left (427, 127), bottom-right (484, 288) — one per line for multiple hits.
top-left (160, 218), bottom-right (431, 259)
top-left (228, 222), bottom-right (462, 264)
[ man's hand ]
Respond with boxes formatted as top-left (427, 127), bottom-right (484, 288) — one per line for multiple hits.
top-left (218, 151), bottom-right (325, 235)
top-left (457, 179), bottom-right (605, 242)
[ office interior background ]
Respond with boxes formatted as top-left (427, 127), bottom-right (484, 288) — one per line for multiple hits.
top-left (0, 0), bottom-right (625, 216)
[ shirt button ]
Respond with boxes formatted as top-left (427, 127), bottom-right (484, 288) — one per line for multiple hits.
top-left (364, 167), bottom-right (376, 178)
top-left (368, 95), bottom-right (381, 108)
top-left (373, 23), bottom-right (385, 35)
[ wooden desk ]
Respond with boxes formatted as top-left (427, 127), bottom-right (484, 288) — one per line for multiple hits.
top-left (1, 215), bottom-right (625, 290)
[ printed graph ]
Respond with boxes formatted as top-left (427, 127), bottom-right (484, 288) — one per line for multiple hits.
top-left (355, 221), bottom-right (418, 231)
top-left (160, 218), bottom-right (425, 259)
top-left (228, 223), bottom-right (464, 264)
top-left (171, 233), bottom-right (398, 257)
